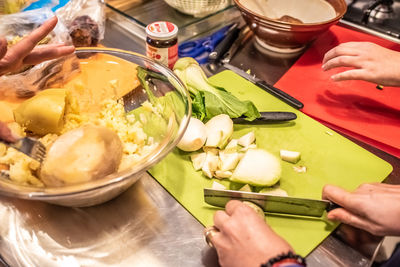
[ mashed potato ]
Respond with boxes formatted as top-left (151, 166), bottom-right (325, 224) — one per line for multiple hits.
top-left (0, 96), bottom-right (158, 187)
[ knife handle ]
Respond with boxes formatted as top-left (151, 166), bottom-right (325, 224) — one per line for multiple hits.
top-left (232, 111), bottom-right (297, 124)
top-left (255, 80), bottom-right (304, 110)
top-left (326, 202), bottom-right (341, 212)
top-left (209, 27), bottom-right (240, 63)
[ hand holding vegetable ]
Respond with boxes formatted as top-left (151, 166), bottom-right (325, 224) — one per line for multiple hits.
top-left (211, 200), bottom-right (293, 267)
top-left (323, 183), bottom-right (400, 236)
top-left (0, 16), bottom-right (75, 76)
top-left (322, 42), bottom-right (400, 87)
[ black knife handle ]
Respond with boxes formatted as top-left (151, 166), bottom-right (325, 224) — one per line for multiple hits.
top-left (209, 27), bottom-right (240, 63)
top-left (233, 111), bottom-right (297, 124)
top-left (255, 80), bottom-right (304, 109)
top-left (326, 202), bottom-right (341, 212)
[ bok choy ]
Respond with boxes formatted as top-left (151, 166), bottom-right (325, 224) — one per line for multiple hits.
top-left (173, 57), bottom-right (260, 121)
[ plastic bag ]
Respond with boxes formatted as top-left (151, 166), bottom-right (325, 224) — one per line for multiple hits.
top-left (56, 0), bottom-right (105, 47)
top-left (0, 7), bottom-right (70, 44)
top-left (0, 8), bottom-right (79, 99)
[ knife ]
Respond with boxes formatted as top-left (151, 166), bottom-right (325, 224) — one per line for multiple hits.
top-left (208, 24), bottom-right (241, 64)
top-left (232, 111), bottom-right (296, 124)
top-left (204, 188), bottom-right (339, 217)
top-left (223, 63), bottom-right (304, 110)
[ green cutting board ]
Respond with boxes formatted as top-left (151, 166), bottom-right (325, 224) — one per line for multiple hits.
top-left (149, 70), bottom-right (393, 256)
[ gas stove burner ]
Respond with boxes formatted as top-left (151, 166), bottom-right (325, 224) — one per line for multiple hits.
top-left (343, 0), bottom-right (400, 40)
top-left (362, 0), bottom-right (395, 24)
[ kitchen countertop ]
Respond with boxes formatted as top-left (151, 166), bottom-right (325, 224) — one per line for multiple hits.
top-left (0, 14), bottom-right (399, 267)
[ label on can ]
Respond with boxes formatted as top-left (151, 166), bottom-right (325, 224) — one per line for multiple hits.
top-left (146, 43), bottom-right (178, 69)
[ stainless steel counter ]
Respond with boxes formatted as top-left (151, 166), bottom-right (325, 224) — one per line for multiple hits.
top-left (1, 15), bottom-right (399, 267)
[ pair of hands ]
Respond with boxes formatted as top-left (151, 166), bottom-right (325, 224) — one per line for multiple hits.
top-left (211, 183), bottom-right (400, 267)
top-left (0, 16), bottom-right (75, 76)
top-left (322, 41), bottom-right (400, 87)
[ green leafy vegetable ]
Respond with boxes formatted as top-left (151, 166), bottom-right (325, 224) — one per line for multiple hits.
top-left (173, 57), bottom-right (260, 121)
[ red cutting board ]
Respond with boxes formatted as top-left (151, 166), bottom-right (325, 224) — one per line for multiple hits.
top-left (274, 25), bottom-right (400, 158)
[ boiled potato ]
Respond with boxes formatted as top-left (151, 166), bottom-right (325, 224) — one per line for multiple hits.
top-left (40, 125), bottom-right (123, 186)
top-left (14, 89), bottom-right (67, 135)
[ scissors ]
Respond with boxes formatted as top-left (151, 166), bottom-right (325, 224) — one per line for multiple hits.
top-left (178, 23), bottom-right (237, 64)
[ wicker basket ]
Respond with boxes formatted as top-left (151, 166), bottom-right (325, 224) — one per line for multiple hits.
top-left (164, 0), bottom-right (232, 17)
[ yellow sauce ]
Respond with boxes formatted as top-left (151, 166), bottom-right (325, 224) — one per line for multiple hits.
top-left (0, 53), bottom-right (140, 121)
top-left (62, 53), bottom-right (140, 113)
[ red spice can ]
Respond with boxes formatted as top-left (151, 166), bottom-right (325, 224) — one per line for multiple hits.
top-left (145, 21), bottom-right (178, 69)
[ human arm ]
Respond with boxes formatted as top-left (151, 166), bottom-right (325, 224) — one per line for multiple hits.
top-left (322, 42), bottom-right (400, 87)
top-left (322, 183), bottom-right (400, 236)
top-left (0, 16), bottom-right (75, 76)
top-left (210, 200), bottom-right (298, 267)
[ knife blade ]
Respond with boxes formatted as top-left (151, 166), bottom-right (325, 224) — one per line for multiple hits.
top-left (232, 111), bottom-right (296, 124)
top-left (223, 63), bottom-right (304, 110)
top-left (204, 188), bottom-right (339, 217)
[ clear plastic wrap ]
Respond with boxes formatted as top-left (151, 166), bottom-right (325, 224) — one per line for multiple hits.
top-left (56, 0), bottom-right (105, 47)
top-left (0, 8), bottom-right (70, 45)
top-left (0, 8), bottom-right (78, 99)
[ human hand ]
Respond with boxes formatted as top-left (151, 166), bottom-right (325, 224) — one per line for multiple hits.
top-left (0, 16), bottom-right (75, 76)
top-left (209, 200), bottom-right (293, 267)
top-left (322, 42), bottom-right (400, 87)
top-left (323, 183), bottom-right (400, 236)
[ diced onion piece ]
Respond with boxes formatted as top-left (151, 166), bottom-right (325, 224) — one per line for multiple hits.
top-left (202, 152), bottom-right (219, 178)
top-left (203, 147), bottom-right (219, 155)
top-left (238, 131), bottom-right (255, 147)
top-left (259, 187), bottom-right (288, 196)
top-left (219, 151), bottom-right (241, 171)
top-left (280, 149), bottom-right (301, 164)
top-left (205, 114), bottom-right (233, 148)
top-left (211, 181), bottom-right (226, 190)
top-left (231, 149), bottom-right (281, 187)
top-left (239, 143), bottom-right (257, 152)
top-left (214, 170), bottom-right (232, 179)
top-left (239, 184), bottom-right (252, 192)
top-left (293, 165), bottom-right (307, 173)
top-left (225, 139), bottom-right (238, 152)
top-left (190, 152), bottom-right (206, 171)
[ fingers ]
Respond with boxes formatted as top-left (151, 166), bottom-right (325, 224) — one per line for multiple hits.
top-left (225, 200), bottom-right (244, 216)
top-left (330, 69), bottom-right (370, 82)
top-left (327, 208), bottom-right (377, 235)
top-left (322, 184), bottom-right (362, 212)
top-left (322, 43), bottom-right (359, 64)
top-left (23, 44), bottom-right (75, 65)
top-left (0, 38), bottom-right (7, 59)
top-left (8, 16), bottom-right (58, 59)
top-left (214, 210), bottom-right (230, 230)
top-left (322, 56), bottom-right (361, 71)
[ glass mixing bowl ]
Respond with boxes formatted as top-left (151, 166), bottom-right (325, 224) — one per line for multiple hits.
top-left (0, 47), bottom-right (191, 207)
